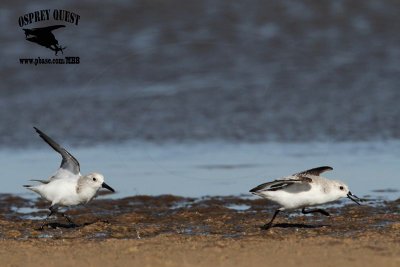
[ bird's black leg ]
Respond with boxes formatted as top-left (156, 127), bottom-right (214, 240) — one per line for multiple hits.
top-left (48, 205), bottom-right (57, 217)
top-left (302, 207), bottom-right (330, 216)
top-left (40, 205), bottom-right (58, 230)
top-left (60, 211), bottom-right (75, 226)
top-left (261, 209), bottom-right (281, 230)
top-left (39, 206), bottom-right (76, 229)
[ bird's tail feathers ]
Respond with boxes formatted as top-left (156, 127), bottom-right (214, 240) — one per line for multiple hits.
top-left (29, 179), bottom-right (49, 184)
top-left (23, 184), bottom-right (41, 194)
top-left (23, 184), bottom-right (35, 191)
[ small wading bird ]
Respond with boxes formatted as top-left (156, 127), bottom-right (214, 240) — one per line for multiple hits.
top-left (23, 25), bottom-right (66, 55)
top-left (250, 166), bottom-right (362, 229)
top-left (24, 127), bottom-right (115, 229)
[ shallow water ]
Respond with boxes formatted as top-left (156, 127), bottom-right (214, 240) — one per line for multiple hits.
top-left (1, 1), bottom-right (400, 201)
top-left (0, 141), bottom-right (399, 200)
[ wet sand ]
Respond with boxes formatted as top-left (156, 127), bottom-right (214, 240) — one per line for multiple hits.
top-left (0, 195), bottom-right (399, 266)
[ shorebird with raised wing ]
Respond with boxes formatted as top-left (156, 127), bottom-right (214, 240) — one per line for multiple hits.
top-left (24, 127), bottom-right (115, 229)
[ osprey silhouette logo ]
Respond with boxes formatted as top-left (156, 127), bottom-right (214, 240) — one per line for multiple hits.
top-left (19, 9), bottom-right (81, 65)
top-left (23, 25), bottom-right (66, 55)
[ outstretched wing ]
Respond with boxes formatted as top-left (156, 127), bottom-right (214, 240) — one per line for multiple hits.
top-left (294, 166), bottom-right (333, 177)
top-left (34, 127), bottom-right (80, 177)
top-left (250, 176), bottom-right (312, 193)
top-left (31, 25), bottom-right (65, 32)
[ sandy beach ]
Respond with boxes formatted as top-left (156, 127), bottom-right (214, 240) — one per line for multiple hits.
top-left (1, 233), bottom-right (399, 267)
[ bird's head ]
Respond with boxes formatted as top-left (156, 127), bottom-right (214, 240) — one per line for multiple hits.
top-left (332, 181), bottom-right (361, 205)
top-left (84, 173), bottom-right (115, 192)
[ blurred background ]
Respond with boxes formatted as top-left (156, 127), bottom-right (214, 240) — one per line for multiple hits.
top-left (0, 0), bottom-right (399, 199)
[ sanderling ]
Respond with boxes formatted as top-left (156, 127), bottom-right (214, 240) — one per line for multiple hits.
top-left (250, 166), bottom-right (361, 229)
top-left (24, 127), bottom-right (115, 229)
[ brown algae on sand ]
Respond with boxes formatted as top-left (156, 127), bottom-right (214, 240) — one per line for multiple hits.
top-left (0, 194), bottom-right (399, 240)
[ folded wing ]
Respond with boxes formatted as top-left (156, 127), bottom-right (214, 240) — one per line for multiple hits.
top-left (250, 166), bottom-right (333, 194)
top-left (250, 176), bottom-right (312, 193)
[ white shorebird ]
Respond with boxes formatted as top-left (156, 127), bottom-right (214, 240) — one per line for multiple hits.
top-left (250, 166), bottom-right (361, 229)
top-left (24, 127), bottom-right (115, 228)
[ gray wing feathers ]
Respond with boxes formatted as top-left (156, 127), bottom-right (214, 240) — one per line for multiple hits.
top-left (294, 166), bottom-right (333, 177)
top-left (250, 176), bottom-right (311, 193)
top-left (34, 127), bottom-right (80, 175)
top-left (250, 166), bottom-right (332, 194)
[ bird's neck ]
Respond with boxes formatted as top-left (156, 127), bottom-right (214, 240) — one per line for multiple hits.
top-left (78, 186), bottom-right (99, 203)
top-left (76, 180), bottom-right (99, 204)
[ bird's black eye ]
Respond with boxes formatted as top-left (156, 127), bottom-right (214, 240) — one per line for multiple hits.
top-left (93, 177), bottom-right (97, 181)
top-left (339, 186), bottom-right (344, 190)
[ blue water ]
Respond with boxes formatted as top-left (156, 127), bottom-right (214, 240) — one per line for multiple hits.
top-left (1, 141), bottom-right (398, 200)
top-left (1, 0), bottom-right (400, 146)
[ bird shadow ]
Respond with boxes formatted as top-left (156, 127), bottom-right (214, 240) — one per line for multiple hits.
top-left (37, 220), bottom-right (109, 230)
top-left (270, 223), bottom-right (330, 229)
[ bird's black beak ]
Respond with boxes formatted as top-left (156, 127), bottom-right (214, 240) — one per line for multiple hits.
top-left (347, 191), bottom-right (361, 205)
top-left (102, 182), bottom-right (115, 192)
